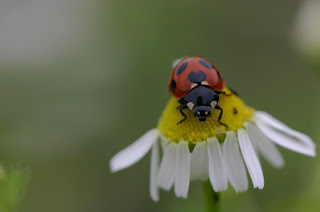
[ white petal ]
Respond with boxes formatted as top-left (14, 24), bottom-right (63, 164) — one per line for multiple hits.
top-left (238, 129), bottom-right (264, 189)
top-left (110, 129), bottom-right (160, 173)
top-left (247, 122), bottom-right (284, 168)
top-left (190, 142), bottom-right (209, 181)
top-left (160, 135), bottom-right (169, 151)
top-left (207, 137), bottom-right (228, 192)
top-left (157, 142), bottom-right (177, 190)
top-left (223, 132), bottom-right (248, 193)
top-left (174, 141), bottom-right (191, 198)
top-left (255, 111), bottom-right (316, 157)
top-left (150, 141), bottom-right (160, 202)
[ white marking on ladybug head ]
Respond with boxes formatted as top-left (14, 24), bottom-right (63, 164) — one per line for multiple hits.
top-left (201, 81), bottom-right (209, 86)
top-left (191, 83), bottom-right (198, 89)
top-left (205, 111), bottom-right (208, 115)
top-left (187, 102), bottom-right (194, 110)
top-left (197, 111), bottom-right (200, 115)
top-left (210, 101), bottom-right (217, 108)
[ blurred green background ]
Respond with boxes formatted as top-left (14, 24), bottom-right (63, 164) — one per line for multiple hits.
top-left (0, 0), bottom-right (318, 211)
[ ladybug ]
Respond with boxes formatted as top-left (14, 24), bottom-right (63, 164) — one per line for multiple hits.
top-left (168, 56), bottom-right (230, 127)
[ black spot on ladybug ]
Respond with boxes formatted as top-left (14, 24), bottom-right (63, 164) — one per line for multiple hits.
top-left (188, 71), bottom-right (207, 83)
top-left (171, 80), bottom-right (176, 92)
top-left (176, 62), bottom-right (188, 75)
top-left (216, 71), bottom-right (222, 80)
top-left (233, 107), bottom-right (238, 115)
top-left (199, 60), bottom-right (214, 69)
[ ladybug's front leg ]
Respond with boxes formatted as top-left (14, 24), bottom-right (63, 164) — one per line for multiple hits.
top-left (215, 104), bottom-right (228, 130)
top-left (177, 104), bottom-right (188, 125)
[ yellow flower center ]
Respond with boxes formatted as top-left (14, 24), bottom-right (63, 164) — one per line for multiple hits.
top-left (157, 88), bottom-right (255, 143)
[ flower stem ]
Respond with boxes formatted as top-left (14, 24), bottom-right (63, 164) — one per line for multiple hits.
top-left (203, 180), bottom-right (220, 212)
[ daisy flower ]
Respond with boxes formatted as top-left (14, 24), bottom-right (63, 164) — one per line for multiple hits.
top-left (109, 57), bottom-right (316, 202)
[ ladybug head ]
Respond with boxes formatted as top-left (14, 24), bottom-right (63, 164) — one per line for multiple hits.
top-left (193, 105), bottom-right (211, 122)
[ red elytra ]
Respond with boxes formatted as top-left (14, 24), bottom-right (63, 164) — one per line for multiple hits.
top-left (168, 57), bottom-right (225, 99)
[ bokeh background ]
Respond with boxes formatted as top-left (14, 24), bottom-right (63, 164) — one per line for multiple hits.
top-left (0, 0), bottom-right (319, 211)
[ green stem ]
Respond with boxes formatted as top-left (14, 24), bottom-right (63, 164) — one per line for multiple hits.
top-left (203, 180), bottom-right (220, 212)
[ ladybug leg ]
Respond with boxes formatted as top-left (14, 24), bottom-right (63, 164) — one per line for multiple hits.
top-left (215, 104), bottom-right (229, 130)
top-left (215, 91), bottom-right (232, 96)
top-left (216, 88), bottom-right (239, 96)
top-left (177, 104), bottom-right (188, 125)
top-left (228, 87), bottom-right (239, 96)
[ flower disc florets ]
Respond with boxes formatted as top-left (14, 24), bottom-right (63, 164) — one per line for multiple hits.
top-left (157, 88), bottom-right (254, 143)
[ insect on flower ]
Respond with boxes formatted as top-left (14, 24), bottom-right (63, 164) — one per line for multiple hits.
top-left (169, 57), bottom-right (227, 126)
top-left (109, 57), bottom-right (316, 201)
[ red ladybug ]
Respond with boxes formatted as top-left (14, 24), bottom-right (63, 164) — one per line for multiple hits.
top-left (168, 57), bottom-right (229, 127)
